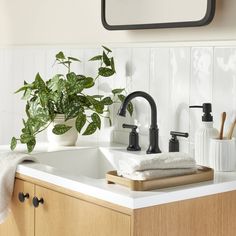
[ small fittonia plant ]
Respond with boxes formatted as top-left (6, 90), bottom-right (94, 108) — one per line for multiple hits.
top-left (11, 46), bottom-right (133, 152)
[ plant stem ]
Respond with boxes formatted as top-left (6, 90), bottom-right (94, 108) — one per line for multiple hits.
top-left (35, 121), bottom-right (52, 136)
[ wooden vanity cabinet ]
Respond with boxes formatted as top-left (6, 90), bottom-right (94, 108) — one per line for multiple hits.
top-left (1, 176), bottom-right (236, 236)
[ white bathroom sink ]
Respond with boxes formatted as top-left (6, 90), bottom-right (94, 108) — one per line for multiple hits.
top-left (33, 147), bottom-right (122, 179)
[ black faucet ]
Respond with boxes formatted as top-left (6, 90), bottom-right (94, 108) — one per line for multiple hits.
top-left (118, 91), bottom-right (161, 154)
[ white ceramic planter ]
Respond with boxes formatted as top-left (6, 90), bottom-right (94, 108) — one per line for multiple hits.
top-left (209, 138), bottom-right (236, 172)
top-left (47, 114), bottom-right (78, 146)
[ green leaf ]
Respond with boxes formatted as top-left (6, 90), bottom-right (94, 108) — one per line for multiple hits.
top-left (82, 122), bottom-right (97, 135)
top-left (87, 96), bottom-right (104, 114)
top-left (68, 56), bottom-right (81, 62)
top-left (52, 124), bottom-right (72, 135)
top-left (127, 102), bottom-right (134, 116)
top-left (15, 83), bottom-right (34, 94)
top-left (22, 88), bottom-right (32, 100)
top-left (20, 133), bottom-right (34, 144)
top-left (57, 79), bottom-right (66, 94)
top-left (58, 94), bottom-right (69, 113)
top-left (98, 67), bottom-right (115, 77)
top-left (56, 51), bottom-right (66, 60)
top-left (89, 55), bottom-right (102, 61)
top-left (27, 138), bottom-right (36, 153)
top-left (103, 51), bottom-right (110, 66)
top-left (66, 72), bottom-right (84, 95)
top-left (94, 102), bottom-right (104, 114)
top-left (75, 95), bottom-right (91, 107)
top-left (26, 103), bottom-right (30, 118)
top-left (10, 137), bottom-right (17, 150)
top-left (39, 91), bottom-right (48, 107)
top-left (110, 57), bottom-right (115, 72)
top-left (35, 73), bottom-right (46, 91)
top-left (91, 113), bottom-right (101, 129)
top-left (47, 75), bottom-right (61, 91)
top-left (102, 46), bottom-right (112, 53)
top-left (65, 102), bottom-right (81, 121)
top-left (117, 94), bottom-right (125, 102)
top-left (66, 72), bottom-right (77, 82)
top-left (75, 112), bottom-right (86, 133)
top-left (92, 95), bottom-right (104, 99)
top-left (77, 75), bottom-right (86, 80)
top-left (83, 77), bottom-right (94, 88)
top-left (112, 88), bottom-right (125, 95)
top-left (102, 97), bottom-right (113, 105)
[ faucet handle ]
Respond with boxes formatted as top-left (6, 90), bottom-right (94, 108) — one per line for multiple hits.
top-left (122, 124), bottom-right (138, 131)
top-left (122, 124), bottom-right (141, 151)
top-left (169, 131), bottom-right (189, 152)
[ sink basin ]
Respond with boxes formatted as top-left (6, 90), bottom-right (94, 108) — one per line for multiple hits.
top-left (34, 147), bottom-right (119, 179)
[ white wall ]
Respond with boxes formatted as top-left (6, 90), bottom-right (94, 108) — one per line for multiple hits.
top-left (0, 0), bottom-right (236, 45)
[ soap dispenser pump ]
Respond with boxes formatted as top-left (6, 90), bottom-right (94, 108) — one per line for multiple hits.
top-left (189, 103), bottom-right (219, 166)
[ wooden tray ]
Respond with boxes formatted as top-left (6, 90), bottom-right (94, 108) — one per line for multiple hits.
top-left (106, 166), bottom-right (214, 191)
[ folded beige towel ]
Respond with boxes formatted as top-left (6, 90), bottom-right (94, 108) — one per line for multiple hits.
top-left (118, 152), bottom-right (196, 174)
top-left (118, 167), bottom-right (197, 181)
top-left (0, 152), bottom-right (36, 224)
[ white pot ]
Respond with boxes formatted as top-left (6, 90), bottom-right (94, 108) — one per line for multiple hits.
top-left (47, 114), bottom-right (78, 146)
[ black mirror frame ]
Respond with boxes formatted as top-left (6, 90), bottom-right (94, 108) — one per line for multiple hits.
top-left (101, 0), bottom-right (216, 30)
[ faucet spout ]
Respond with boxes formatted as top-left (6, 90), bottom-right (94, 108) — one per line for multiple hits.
top-left (118, 91), bottom-right (161, 154)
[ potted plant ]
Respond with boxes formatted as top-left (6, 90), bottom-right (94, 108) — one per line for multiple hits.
top-left (10, 46), bottom-right (133, 152)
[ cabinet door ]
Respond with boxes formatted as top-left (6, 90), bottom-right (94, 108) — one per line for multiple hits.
top-left (0, 179), bottom-right (34, 236)
top-left (35, 186), bottom-right (131, 236)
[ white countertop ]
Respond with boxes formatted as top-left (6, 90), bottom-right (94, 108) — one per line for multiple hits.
top-left (2, 143), bottom-right (236, 209)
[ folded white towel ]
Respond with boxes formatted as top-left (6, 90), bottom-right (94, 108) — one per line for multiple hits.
top-left (0, 152), bottom-right (36, 224)
top-left (118, 167), bottom-right (197, 181)
top-left (118, 152), bottom-right (196, 174)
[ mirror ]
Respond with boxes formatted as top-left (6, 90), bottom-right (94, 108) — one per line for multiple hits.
top-left (101, 0), bottom-right (215, 30)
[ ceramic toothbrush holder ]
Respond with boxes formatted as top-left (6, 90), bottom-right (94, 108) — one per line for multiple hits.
top-left (209, 138), bottom-right (236, 171)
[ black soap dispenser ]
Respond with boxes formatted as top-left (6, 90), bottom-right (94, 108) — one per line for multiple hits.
top-left (122, 124), bottom-right (141, 151)
top-left (169, 131), bottom-right (189, 152)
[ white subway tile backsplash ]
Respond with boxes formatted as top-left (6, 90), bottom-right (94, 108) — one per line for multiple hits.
top-left (169, 48), bottom-right (191, 152)
top-left (0, 44), bottom-right (235, 153)
top-left (169, 47), bottom-right (190, 134)
top-left (213, 47), bottom-right (236, 133)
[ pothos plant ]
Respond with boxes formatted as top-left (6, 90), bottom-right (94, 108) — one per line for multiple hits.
top-left (10, 46), bottom-right (133, 152)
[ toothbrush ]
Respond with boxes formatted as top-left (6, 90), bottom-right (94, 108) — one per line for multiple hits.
top-left (218, 112), bottom-right (227, 140)
top-left (227, 118), bottom-right (236, 140)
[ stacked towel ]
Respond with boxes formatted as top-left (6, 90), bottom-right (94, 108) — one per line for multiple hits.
top-left (0, 152), bottom-right (36, 224)
top-left (118, 152), bottom-right (197, 181)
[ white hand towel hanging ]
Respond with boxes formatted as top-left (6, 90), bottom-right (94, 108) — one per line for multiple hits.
top-left (0, 152), bottom-right (36, 224)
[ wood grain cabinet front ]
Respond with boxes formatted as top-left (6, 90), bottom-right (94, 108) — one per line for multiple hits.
top-left (0, 179), bottom-right (34, 236)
